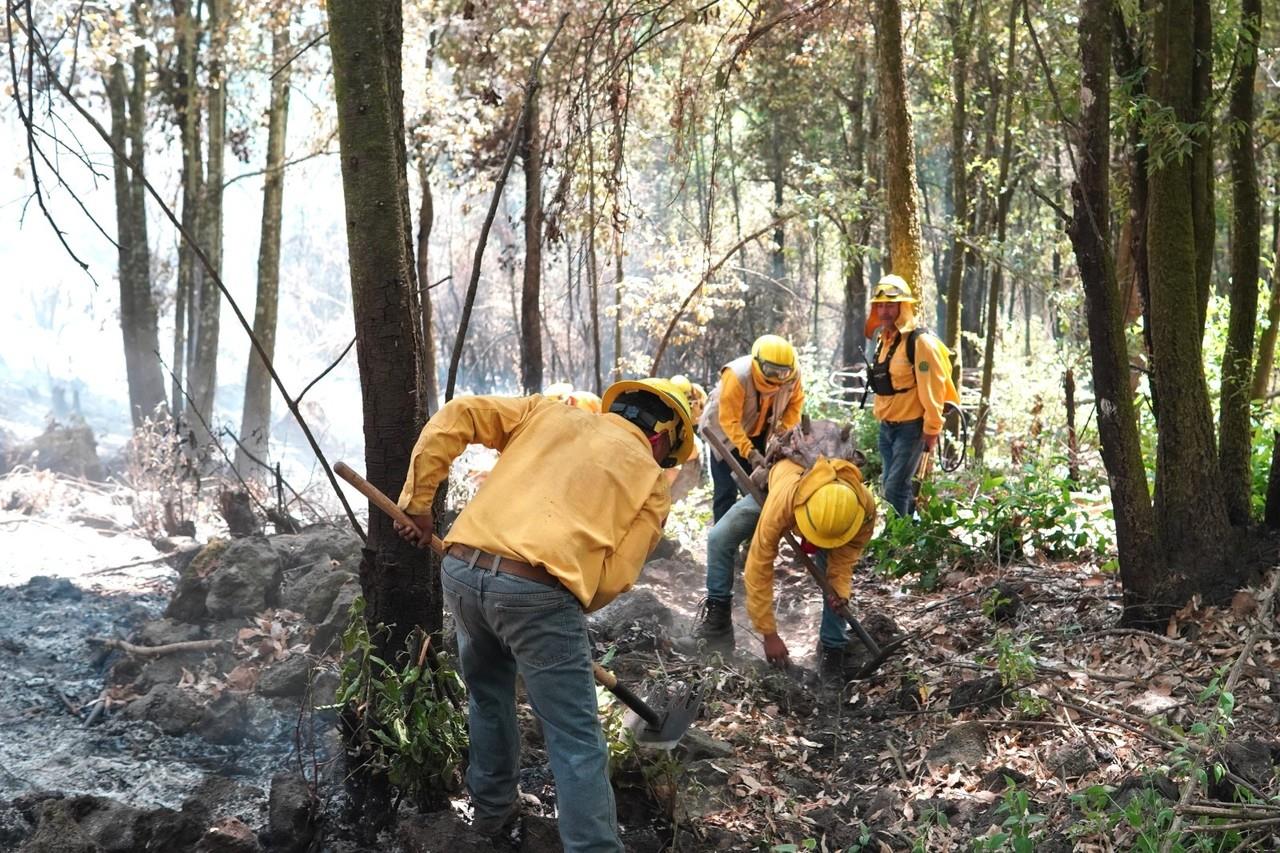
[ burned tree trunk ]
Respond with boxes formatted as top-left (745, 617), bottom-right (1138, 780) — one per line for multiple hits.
top-left (520, 86), bottom-right (544, 394)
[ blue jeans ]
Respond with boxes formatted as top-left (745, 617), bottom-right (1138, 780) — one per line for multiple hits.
top-left (709, 434), bottom-right (766, 522)
top-left (441, 554), bottom-right (622, 852)
top-left (706, 494), bottom-right (850, 650)
top-left (879, 418), bottom-right (925, 517)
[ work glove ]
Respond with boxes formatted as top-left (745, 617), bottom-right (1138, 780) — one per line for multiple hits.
top-left (394, 511), bottom-right (434, 549)
top-left (763, 632), bottom-right (790, 668)
top-left (750, 466), bottom-right (769, 492)
top-left (747, 449), bottom-right (767, 471)
top-left (826, 593), bottom-right (849, 616)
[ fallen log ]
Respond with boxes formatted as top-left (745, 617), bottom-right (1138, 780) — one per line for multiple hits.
top-left (86, 637), bottom-right (224, 657)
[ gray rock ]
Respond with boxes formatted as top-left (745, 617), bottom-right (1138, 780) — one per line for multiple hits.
top-left (398, 810), bottom-right (495, 852)
top-left (589, 588), bottom-right (673, 639)
top-left (926, 721), bottom-right (989, 769)
top-left (136, 618), bottom-right (207, 646)
top-left (310, 579), bottom-right (360, 655)
top-left (677, 728), bottom-right (734, 761)
top-left (267, 773), bottom-right (315, 853)
top-left (195, 817), bottom-right (261, 853)
top-left (205, 537), bottom-right (283, 619)
top-left (1049, 742), bottom-right (1097, 780)
top-left (9, 419), bottom-right (105, 481)
top-left (277, 525), bottom-right (363, 570)
top-left (122, 684), bottom-right (203, 735)
top-left (166, 539), bottom-right (229, 623)
top-left (257, 654), bottom-right (313, 699)
top-left (674, 759), bottom-right (733, 823)
top-left (279, 566), bottom-right (355, 624)
top-left (197, 693), bottom-right (249, 744)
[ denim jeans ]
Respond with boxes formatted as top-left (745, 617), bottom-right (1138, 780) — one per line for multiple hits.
top-left (709, 434), bottom-right (766, 522)
top-left (441, 554), bottom-right (622, 853)
top-left (706, 494), bottom-right (850, 650)
top-left (879, 417), bottom-right (925, 517)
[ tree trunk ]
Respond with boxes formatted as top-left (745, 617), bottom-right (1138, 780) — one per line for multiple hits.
top-left (586, 114), bottom-right (603, 395)
top-left (1250, 198), bottom-right (1280, 398)
top-left (875, 0), bottom-right (923, 292)
top-left (520, 88), bottom-right (544, 394)
top-left (415, 159), bottom-right (440, 414)
top-left (770, 117), bottom-right (786, 285)
top-left (1147, 0), bottom-right (1232, 591)
top-left (108, 12), bottom-right (167, 428)
top-left (973, 2), bottom-right (1019, 464)
top-left (170, 0), bottom-right (203, 424)
top-left (188, 0), bottom-right (227, 437)
top-left (236, 21), bottom-right (292, 479)
top-left (326, 0), bottom-right (437, 826)
top-left (1191, 0), bottom-right (1215, 332)
top-left (1217, 0), bottom-right (1262, 525)
top-left (1069, 0), bottom-right (1161, 624)
top-left (838, 52), bottom-right (869, 374)
top-left (942, 0), bottom-right (971, 376)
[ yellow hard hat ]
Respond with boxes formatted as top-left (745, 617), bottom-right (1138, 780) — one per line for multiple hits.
top-left (567, 391), bottom-right (601, 413)
top-left (869, 274), bottom-right (918, 304)
top-left (750, 334), bottom-right (797, 385)
top-left (794, 481), bottom-right (865, 549)
top-left (543, 382), bottom-right (574, 402)
top-left (602, 377), bottom-right (696, 468)
top-left (669, 374), bottom-right (694, 396)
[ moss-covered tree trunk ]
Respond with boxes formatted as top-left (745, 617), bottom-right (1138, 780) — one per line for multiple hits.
top-left (415, 159), bottom-right (440, 414)
top-left (236, 20), bottom-right (292, 479)
top-left (326, 0), bottom-right (438, 827)
top-left (875, 0), bottom-right (923, 294)
top-left (108, 7), bottom-right (168, 428)
top-left (1218, 0), bottom-right (1262, 525)
top-left (1146, 0), bottom-right (1232, 597)
top-left (1069, 0), bottom-right (1161, 624)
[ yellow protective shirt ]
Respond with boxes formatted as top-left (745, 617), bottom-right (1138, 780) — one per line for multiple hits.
top-left (717, 365), bottom-right (805, 457)
top-left (397, 395), bottom-right (670, 612)
top-left (743, 458), bottom-right (876, 637)
top-left (871, 327), bottom-right (957, 436)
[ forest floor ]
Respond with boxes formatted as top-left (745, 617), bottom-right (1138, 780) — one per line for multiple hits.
top-left (0, 459), bottom-right (1278, 851)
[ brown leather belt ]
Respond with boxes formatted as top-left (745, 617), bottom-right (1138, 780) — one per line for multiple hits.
top-left (882, 417), bottom-right (925, 426)
top-left (447, 544), bottom-right (560, 588)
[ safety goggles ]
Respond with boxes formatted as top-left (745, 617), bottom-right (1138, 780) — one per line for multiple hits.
top-left (871, 281), bottom-right (912, 302)
top-left (755, 358), bottom-right (794, 382)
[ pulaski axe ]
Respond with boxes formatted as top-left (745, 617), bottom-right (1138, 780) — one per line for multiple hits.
top-left (333, 461), bottom-right (703, 749)
top-left (702, 431), bottom-right (905, 679)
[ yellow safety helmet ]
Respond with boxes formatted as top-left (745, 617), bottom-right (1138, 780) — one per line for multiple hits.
top-left (869, 274), bottom-right (918, 304)
top-left (567, 391), bottom-right (602, 414)
top-left (669, 374), bottom-right (694, 397)
top-left (602, 377), bottom-right (696, 468)
top-left (750, 334), bottom-right (797, 385)
top-left (543, 381), bottom-right (574, 402)
top-left (794, 481), bottom-right (865, 549)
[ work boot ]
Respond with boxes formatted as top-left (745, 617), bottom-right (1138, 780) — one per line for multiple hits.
top-left (686, 597), bottom-right (734, 653)
top-left (817, 643), bottom-right (848, 683)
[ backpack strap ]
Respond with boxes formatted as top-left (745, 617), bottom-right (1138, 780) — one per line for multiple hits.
top-left (905, 327), bottom-right (928, 368)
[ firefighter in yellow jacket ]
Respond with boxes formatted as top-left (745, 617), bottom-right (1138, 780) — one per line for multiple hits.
top-left (865, 275), bottom-right (960, 517)
top-left (739, 458), bottom-right (875, 672)
top-left (700, 335), bottom-right (805, 521)
top-left (394, 379), bottom-right (694, 851)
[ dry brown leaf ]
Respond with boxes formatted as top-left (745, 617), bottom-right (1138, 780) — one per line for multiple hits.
top-left (1231, 590), bottom-right (1259, 618)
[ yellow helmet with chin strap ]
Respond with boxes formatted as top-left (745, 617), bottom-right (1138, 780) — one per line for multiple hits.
top-left (751, 334), bottom-right (797, 385)
top-left (794, 481), bottom-right (865, 549)
top-left (602, 377), bottom-right (696, 468)
top-left (566, 390), bottom-right (601, 413)
top-left (869, 274), bottom-right (918, 304)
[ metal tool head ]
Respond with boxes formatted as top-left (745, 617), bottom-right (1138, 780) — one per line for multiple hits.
top-left (624, 679), bottom-right (705, 749)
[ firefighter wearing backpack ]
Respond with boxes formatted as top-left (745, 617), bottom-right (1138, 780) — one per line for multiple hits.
top-left (865, 275), bottom-right (960, 517)
top-left (699, 335), bottom-right (805, 522)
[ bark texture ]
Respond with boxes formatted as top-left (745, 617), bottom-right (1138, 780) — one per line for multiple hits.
top-left (107, 9), bottom-right (167, 428)
top-left (1069, 0), bottom-right (1161, 624)
top-left (520, 87), bottom-right (544, 395)
top-left (875, 0), bottom-right (923, 293)
top-left (236, 21), bottom-right (292, 478)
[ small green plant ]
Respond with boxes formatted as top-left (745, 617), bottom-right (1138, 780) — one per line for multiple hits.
top-left (971, 780), bottom-right (1047, 852)
top-left (987, 631), bottom-right (1047, 716)
top-left (981, 587), bottom-right (1014, 621)
top-left (910, 805), bottom-right (951, 853)
top-left (332, 597), bottom-right (468, 808)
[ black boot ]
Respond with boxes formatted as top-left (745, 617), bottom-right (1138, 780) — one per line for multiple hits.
top-left (818, 643), bottom-right (847, 682)
top-left (689, 597), bottom-right (734, 652)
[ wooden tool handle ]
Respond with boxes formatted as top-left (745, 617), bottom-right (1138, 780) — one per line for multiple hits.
top-left (334, 461), bottom-right (446, 554)
top-left (593, 663), bottom-right (661, 726)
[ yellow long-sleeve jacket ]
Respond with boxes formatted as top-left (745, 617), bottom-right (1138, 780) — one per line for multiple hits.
top-left (743, 458), bottom-right (876, 636)
top-left (397, 395), bottom-right (670, 612)
top-left (711, 357), bottom-right (805, 457)
top-left (871, 326), bottom-right (958, 436)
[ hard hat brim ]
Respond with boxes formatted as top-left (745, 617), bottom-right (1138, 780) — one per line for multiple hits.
top-left (602, 379), bottom-right (697, 464)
